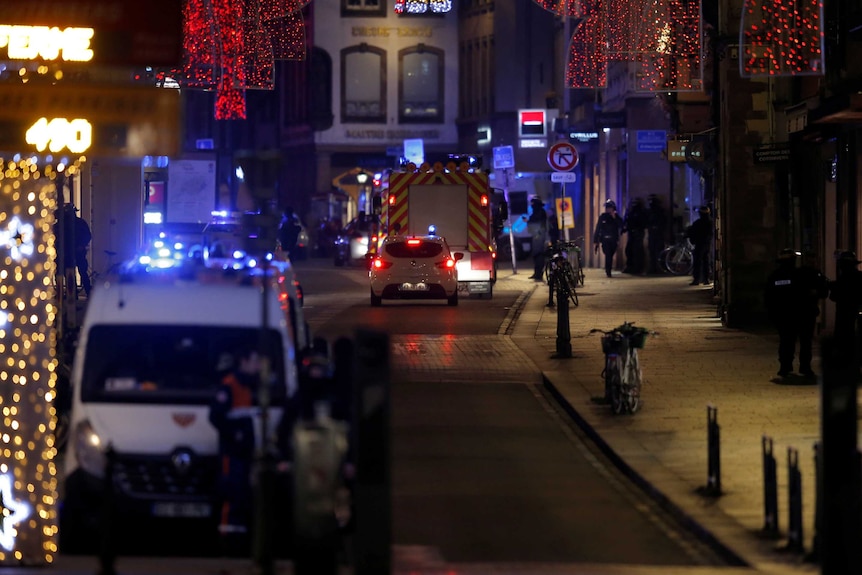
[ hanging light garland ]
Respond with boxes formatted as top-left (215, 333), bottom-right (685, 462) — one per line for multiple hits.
top-left (636, 0), bottom-right (703, 91)
top-left (161, 0), bottom-right (310, 120)
top-left (535, 0), bottom-right (703, 90)
top-left (740, 0), bottom-right (824, 77)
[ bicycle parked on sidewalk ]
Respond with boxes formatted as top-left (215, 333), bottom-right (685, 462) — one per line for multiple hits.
top-left (544, 239), bottom-right (581, 308)
top-left (659, 233), bottom-right (693, 276)
top-left (590, 322), bottom-right (652, 414)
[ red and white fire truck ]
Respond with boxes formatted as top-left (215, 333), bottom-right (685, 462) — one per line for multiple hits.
top-left (383, 161), bottom-right (497, 298)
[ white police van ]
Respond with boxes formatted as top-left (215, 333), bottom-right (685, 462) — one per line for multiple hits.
top-left (59, 269), bottom-right (298, 553)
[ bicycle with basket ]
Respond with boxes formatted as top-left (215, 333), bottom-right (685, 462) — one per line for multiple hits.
top-left (590, 322), bottom-right (653, 415)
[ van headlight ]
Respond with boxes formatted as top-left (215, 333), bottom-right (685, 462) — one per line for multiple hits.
top-left (74, 420), bottom-right (107, 479)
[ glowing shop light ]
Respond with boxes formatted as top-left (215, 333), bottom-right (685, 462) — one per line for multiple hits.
top-left (0, 25), bottom-right (94, 62)
top-left (25, 118), bottom-right (92, 154)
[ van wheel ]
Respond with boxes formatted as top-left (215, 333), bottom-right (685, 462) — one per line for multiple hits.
top-left (447, 292), bottom-right (458, 306)
top-left (370, 289), bottom-right (382, 307)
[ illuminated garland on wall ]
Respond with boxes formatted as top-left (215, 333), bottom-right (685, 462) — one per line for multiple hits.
top-left (0, 155), bottom-right (80, 565)
top-left (740, 0), bottom-right (824, 76)
top-left (163, 0), bottom-right (311, 120)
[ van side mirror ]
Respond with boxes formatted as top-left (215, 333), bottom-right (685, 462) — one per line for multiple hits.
top-left (453, 252), bottom-right (464, 261)
top-left (372, 196), bottom-right (382, 213)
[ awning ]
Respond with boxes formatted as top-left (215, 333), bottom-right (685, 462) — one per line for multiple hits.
top-left (331, 167), bottom-right (376, 203)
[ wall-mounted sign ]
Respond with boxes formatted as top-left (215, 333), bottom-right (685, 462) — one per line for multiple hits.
top-left (754, 143), bottom-right (791, 164)
top-left (594, 111), bottom-right (627, 129)
top-left (25, 117), bottom-right (92, 153)
top-left (518, 109), bottom-right (547, 138)
top-left (0, 25), bottom-right (94, 61)
top-left (519, 138), bottom-right (547, 149)
top-left (667, 139), bottom-right (688, 162)
top-left (3, 0), bottom-right (182, 66)
top-left (636, 130), bottom-right (667, 153)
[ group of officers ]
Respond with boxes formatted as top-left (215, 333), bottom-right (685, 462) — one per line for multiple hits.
top-left (765, 248), bottom-right (862, 378)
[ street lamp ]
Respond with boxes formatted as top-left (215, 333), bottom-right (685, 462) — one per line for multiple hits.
top-left (356, 171), bottom-right (369, 214)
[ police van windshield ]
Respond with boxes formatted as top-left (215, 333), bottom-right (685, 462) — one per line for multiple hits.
top-left (82, 325), bottom-right (287, 405)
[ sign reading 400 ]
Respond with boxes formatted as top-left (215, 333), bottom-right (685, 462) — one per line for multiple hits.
top-left (25, 117), bottom-right (91, 154)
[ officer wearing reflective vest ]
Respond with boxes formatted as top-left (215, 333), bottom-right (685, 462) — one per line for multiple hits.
top-left (764, 249), bottom-right (828, 378)
top-left (209, 347), bottom-right (261, 551)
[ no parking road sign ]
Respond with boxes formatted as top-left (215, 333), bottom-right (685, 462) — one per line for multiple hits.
top-left (547, 142), bottom-right (579, 171)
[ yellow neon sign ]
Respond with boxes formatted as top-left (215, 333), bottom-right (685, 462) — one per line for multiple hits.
top-left (25, 118), bottom-right (92, 154)
top-left (0, 25), bottom-right (94, 62)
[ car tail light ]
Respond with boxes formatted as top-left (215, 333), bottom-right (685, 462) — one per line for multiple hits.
top-left (436, 258), bottom-right (456, 269)
top-left (407, 239), bottom-right (421, 246)
top-left (373, 258), bottom-right (393, 270)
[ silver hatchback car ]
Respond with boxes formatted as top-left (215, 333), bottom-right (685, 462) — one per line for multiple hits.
top-left (369, 235), bottom-right (463, 306)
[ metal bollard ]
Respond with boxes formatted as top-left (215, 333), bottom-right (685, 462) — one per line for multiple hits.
top-left (785, 446), bottom-right (804, 552)
top-left (702, 405), bottom-right (721, 496)
top-left (98, 444), bottom-right (117, 575)
top-left (808, 441), bottom-right (821, 563)
top-left (761, 436), bottom-right (779, 537)
top-left (554, 281), bottom-right (572, 358)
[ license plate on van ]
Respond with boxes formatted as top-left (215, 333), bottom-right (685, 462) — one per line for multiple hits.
top-left (152, 502), bottom-right (211, 518)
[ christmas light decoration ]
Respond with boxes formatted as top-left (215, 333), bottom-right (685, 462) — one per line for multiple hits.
top-left (164, 0), bottom-right (311, 120)
top-left (636, 0), bottom-right (703, 91)
top-left (394, 0), bottom-right (452, 14)
top-left (740, 0), bottom-right (824, 76)
top-left (567, 14), bottom-right (608, 88)
top-left (0, 154), bottom-right (77, 565)
top-left (530, 0), bottom-right (588, 17)
top-left (539, 0), bottom-right (703, 90)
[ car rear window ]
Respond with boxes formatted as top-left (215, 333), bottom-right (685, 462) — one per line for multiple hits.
top-left (385, 240), bottom-right (444, 258)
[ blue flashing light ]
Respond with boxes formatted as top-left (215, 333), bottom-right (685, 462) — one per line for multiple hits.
top-left (139, 255), bottom-right (152, 265)
top-left (232, 249), bottom-right (245, 260)
top-left (158, 247), bottom-right (171, 258)
top-left (174, 242), bottom-right (184, 250)
top-left (153, 240), bottom-right (164, 248)
top-left (248, 258), bottom-right (257, 268)
top-left (428, 224), bottom-right (437, 236)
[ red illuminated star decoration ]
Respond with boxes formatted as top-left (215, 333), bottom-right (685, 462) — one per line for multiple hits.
top-left (0, 473), bottom-right (31, 552)
top-left (740, 0), bottom-right (824, 76)
top-left (162, 0), bottom-right (311, 120)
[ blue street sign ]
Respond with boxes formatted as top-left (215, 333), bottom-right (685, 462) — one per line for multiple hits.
top-left (636, 130), bottom-right (667, 153)
top-left (493, 145), bottom-right (515, 169)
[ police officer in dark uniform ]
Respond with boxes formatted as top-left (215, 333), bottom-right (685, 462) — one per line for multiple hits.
top-left (593, 199), bottom-right (623, 278)
top-left (686, 206), bottom-right (713, 285)
top-left (828, 250), bottom-right (862, 359)
top-left (764, 249), bottom-right (829, 378)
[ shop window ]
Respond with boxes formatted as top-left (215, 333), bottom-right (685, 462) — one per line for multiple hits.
top-left (342, 0), bottom-right (385, 18)
top-left (398, 45), bottom-right (443, 123)
top-left (341, 45), bottom-right (387, 123)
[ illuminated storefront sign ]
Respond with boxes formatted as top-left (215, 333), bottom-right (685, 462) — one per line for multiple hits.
top-left (0, 25), bottom-right (94, 61)
top-left (25, 118), bottom-right (92, 154)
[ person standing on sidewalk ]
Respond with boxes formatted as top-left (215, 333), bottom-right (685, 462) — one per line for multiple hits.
top-left (527, 196), bottom-right (548, 281)
top-left (646, 194), bottom-right (667, 274)
top-left (623, 197), bottom-right (647, 275)
top-left (765, 249), bottom-right (828, 378)
top-left (685, 206), bottom-right (713, 285)
top-left (593, 199), bottom-right (623, 278)
top-left (828, 250), bottom-right (862, 359)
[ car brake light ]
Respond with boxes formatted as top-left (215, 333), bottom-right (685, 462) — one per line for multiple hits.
top-left (407, 239), bottom-right (421, 246)
top-left (373, 258), bottom-right (393, 270)
top-left (436, 258), bottom-right (456, 269)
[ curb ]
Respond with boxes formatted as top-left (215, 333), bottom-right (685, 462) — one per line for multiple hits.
top-left (541, 373), bottom-right (751, 569)
top-left (498, 285), bottom-right (537, 335)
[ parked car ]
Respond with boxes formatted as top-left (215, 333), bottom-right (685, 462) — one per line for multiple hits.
top-left (369, 235), bottom-right (462, 306)
top-left (333, 215), bottom-right (381, 266)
